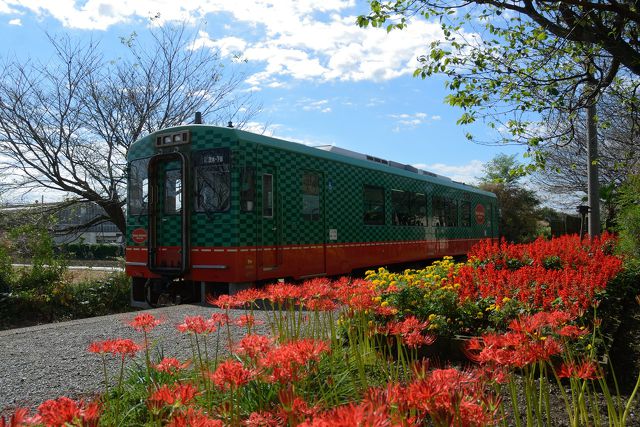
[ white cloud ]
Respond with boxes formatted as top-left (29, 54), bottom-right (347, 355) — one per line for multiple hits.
top-left (389, 112), bottom-right (437, 131)
top-left (8, 17), bottom-right (20, 25)
top-left (411, 160), bottom-right (485, 184)
top-left (0, 1), bottom-right (461, 86)
top-left (299, 98), bottom-right (333, 113)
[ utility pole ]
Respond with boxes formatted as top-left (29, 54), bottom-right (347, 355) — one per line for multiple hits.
top-left (586, 92), bottom-right (601, 237)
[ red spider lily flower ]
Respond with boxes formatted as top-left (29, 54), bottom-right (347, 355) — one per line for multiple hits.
top-left (387, 316), bottom-right (436, 348)
top-left (128, 312), bottom-right (162, 332)
top-left (110, 339), bottom-right (141, 358)
top-left (470, 331), bottom-right (563, 368)
top-left (235, 334), bottom-right (273, 360)
top-left (234, 314), bottom-right (264, 328)
top-left (232, 288), bottom-right (266, 307)
top-left (88, 339), bottom-right (115, 354)
top-left (259, 339), bottom-right (330, 383)
top-left (166, 408), bottom-right (223, 427)
top-left (177, 316), bottom-right (216, 334)
top-left (154, 357), bottom-right (191, 374)
top-left (207, 294), bottom-right (243, 309)
top-left (405, 368), bottom-right (497, 426)
top-left (209, 360), bottom-right (253, 391)
top-left (558, 360), bottom-right (601, 380)
top-left (264, 283), bottom-right (302, 305)
top-left (244, 411), bottom-right (282, 427)
top-left (508, 311), bottom-right (573, 334)
top-left (0, 408), bottom-right (32, 427)
top-left (148, 383), bottom-right (199, 410)
top-left (33, 397), bottom-right (100, 427)
top-left (210, 312), bottom-right (229, 327)
top-left (558, 325), bottom-right (590, 339)
top-left (297, 401), bottom-right (390, 427)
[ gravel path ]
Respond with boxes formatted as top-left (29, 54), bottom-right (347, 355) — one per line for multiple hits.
top-left (0, 305), bottom-right (269, 415)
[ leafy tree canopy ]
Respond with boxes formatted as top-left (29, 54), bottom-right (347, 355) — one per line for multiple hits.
top-left (358, 0), bottom-right (637, 167)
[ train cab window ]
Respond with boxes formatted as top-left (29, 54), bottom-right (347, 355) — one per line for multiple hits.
top-left (262, 174), bottom-right (273, 217)
top-left (461, 201), bottom-right (471, 227)
top-left (128, 158), bottom-right (149, 215)
top-left (194, 149), bottom-right (231, 213)
top-left (240, 167), bottom-right (256, 212)
top-left (363, 185), bottom-right (385, 225)
top-left (165, 169), bottom-right (182, 214)
top-left (302, 172), bottom-right (320, 221)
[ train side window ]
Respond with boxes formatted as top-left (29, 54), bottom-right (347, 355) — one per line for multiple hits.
top-left (262, 174), bottom-right (273, 217)
top-left (128, 158), bottom-right (149, 215)
top-left (240, 167), bottom-right (255, 212)
top-left (302, 171), bottom-right (320, 221)
top-left (165, 169), bottom-right (182, 214)
top-left (432, 195), bottom-right (446, 226)
top-left (363, 185), bottom-right (385, 225)
top-left (413, 193), bottom-right (427, 226)
top-left (461, 200), bottom-right (471, 227)
top-left (445, 198), bottom-right (459, 227)
top-left (391, 190), bottom-right (411, 226)
top-left (195, 149), bottom-right (231, 213)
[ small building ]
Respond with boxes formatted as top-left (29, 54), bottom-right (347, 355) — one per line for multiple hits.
top-left (0, 201), bottom-right (123, 245)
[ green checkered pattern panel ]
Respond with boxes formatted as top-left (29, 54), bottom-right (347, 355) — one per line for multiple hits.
top-left (126, 125), bottom-right (497, 248)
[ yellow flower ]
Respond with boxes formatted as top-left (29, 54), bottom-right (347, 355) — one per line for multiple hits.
top-left (502, 297), bottom-right (511, 303)
top-left (381, 301), bottom-right (389, 307)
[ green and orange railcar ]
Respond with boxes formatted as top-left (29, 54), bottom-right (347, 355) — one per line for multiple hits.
top-left (126, 124), bottom-right (498, 306)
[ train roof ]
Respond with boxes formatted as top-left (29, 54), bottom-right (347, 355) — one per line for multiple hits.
top-left (130, 124), bottom-right (496, 199)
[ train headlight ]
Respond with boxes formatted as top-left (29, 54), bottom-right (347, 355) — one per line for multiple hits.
top-left (155, 131), bottom-right (190, 147)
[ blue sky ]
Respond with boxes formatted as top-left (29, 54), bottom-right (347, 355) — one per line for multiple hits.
top-left (0, 0), bottom-right (525, 194)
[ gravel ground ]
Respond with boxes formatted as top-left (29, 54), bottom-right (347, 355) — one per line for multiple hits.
top-left (0, 305), bottom-right (269, 415)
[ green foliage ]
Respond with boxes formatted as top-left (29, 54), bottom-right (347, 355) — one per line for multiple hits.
top-left (478, 153), bottom-right (526, 186)
top-left (0, 271), bottom-right (132, 329)
top-left (477, 154), bottom-right (542, 243)
top-left (55, 272), bottom-right (132, 319)
top-left (481, 182), bottom-right (541, 242)
top-left (0, 245), bottom-right (12, 293)
top-left (358, 1), bottom-right (629, 169)
top-left (58, 243), bottom-right (123, 260)
top-left (616, 174), bottom-right (640, 259)
top-left (8, 225), bottom-right (66, 296)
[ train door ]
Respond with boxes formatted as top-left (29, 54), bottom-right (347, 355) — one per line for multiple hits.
top-left (147, 152), bottom-right (189, 274)
top-left (302, 171), bottom-right (326, 275)
top-left (259, 165), bottom-right (280, 270)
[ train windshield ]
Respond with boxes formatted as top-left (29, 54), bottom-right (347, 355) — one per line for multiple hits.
top-left (195, 148), bottom-right (231, 212)
top-left (128, 158), bottom-right (149, 215)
